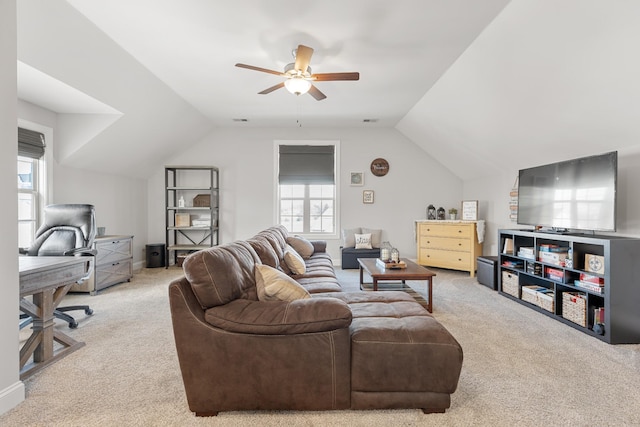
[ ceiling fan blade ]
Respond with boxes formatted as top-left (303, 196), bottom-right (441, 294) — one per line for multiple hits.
top-left (294, 45), bottom-right (314, 72)
top-left (235, 63), bottom-right (285, 77)
top-left (258, 82), bottom-right (285, 94)
top-left (311, 72), bottom-right (360, 81)
top-left (308, 85), bottom-right (327, 101)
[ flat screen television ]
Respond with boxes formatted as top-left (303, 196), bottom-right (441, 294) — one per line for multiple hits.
top-left (517, 151), bottom-right (617, 232)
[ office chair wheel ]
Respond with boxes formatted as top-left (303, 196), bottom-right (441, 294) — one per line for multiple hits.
top-left (85, 308), bottom-right (94, 315)
top-left (69, 321), bottom-right (78, 329)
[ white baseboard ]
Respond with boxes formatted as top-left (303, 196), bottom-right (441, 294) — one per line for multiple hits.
top-left (0, 381), bottom-right (25, 416)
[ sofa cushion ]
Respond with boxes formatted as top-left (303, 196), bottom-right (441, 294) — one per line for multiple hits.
top-left (183, 241), bottom-right (260, 309)
top-left (286, 235), bottom-right (315, 259)
top-left (283, 245), bottom-right (306, 274)
top-left (355, 233), bottom-right (372, 249)
top-left (341, 227), bottom-right (361, 248)
top-left (255, 264), bottom-right (311, 301)
top-left (204, 298), bottom-right (352, 335)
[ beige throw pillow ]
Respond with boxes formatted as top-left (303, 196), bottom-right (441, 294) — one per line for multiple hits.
top-left (355, 233), bottom-right (373, 249)
top-left (286, 236), bottom-right (314, 259)
top-left (341, 227), bottom-right (361, 248)
top-left (361, 228), bottom-right (382, 248)
top-left (255, 264), bottom-right (311, 302)
top-left (283, 245), bottom-right (307, 275)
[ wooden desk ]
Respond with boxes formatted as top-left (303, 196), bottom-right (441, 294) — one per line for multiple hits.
top-left (19, 257), bottom-right (88, 379)
top-left (358, 258), bottom-right (436, 313)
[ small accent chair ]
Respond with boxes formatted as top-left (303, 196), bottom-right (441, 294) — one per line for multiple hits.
top-left (19, 204), bottom-right (97, 328)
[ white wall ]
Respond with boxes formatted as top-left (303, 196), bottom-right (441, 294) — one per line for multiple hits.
top-left (17, 100), bottom-right (149, 265)
top-left (0, 0), bottom-right (25, 415)
top-left (148, 126), bottom-right (462, 262)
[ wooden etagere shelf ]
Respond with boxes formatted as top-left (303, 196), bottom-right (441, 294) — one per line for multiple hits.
top-left (498, 229), bottom-right (640, 344)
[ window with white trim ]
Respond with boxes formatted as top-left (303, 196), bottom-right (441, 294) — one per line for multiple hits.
top-left (17, 128), bottom-right (46, 248)
top-left (277, 142), bottom-right (338, 236)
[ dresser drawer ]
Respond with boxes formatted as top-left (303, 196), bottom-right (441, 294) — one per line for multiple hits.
top-left (421, 236), bottom-right (471, 252)
top-left (96, 259), bottom-right (132, 290)
top-left (420, 248), bottom-right (471, 270)
top-left (95, 238), bottom-right (133, 265)
top-left (419, 223), bottom-right (474, 239)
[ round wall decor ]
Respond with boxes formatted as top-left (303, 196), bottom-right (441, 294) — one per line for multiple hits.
top-left (370, 158), bottom-right (389, 176)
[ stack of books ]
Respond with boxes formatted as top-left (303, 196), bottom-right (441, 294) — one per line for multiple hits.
top-left (574, 273), bottom-right (605, 294)
top-left (538, 244), bottom-right (570, 266)
top-left (517, 247), bottom-right (535, 260)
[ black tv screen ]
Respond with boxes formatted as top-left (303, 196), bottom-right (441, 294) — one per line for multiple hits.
top-left (517, 151), bottom-right (617, 232)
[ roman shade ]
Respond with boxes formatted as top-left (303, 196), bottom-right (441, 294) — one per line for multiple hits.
top-left (278, 145), bottom-right (335, 184)
top-left (18, 128), bottom-right (46, 159)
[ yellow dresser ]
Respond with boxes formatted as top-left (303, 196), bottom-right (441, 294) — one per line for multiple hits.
top-left (416, 220), bottom-right (482, 277)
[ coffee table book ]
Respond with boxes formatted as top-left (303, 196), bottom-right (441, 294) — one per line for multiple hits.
top-left (376, 258), bottom-right (407, 269)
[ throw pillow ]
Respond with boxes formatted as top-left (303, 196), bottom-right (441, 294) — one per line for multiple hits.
top-left (361, 228), bottom-right (382, 248)
top-left (255, 264), bottom-right (311, 302)
top-left (286, 235), bottom-right (314, 259)
top-left (354, 233), bottom-right (373, 249)
top-left (341, 227), bottom-right (361, 248)
top-left (283, 245), bottom-right (307, 275)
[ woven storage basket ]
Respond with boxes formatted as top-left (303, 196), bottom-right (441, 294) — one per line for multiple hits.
top-left (521, 285), bottom-right (554, 312)
top-left (193, 194), bottom-right (211, 207)
top-left (501, 271), bottom-right (519, 297)
top-left (562, 292), bottom-right (587, 327)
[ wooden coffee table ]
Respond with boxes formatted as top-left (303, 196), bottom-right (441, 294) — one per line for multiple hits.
top-left (358, 258), bottom-right (436, 313)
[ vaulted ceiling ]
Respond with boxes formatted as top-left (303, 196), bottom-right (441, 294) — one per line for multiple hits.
top-left (16, 1), bottom-right (640, 181)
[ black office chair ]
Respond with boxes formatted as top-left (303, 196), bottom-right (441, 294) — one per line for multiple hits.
top-left (20, 204), bottom-right (97, 329)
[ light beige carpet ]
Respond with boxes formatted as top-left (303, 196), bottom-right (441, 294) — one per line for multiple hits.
top-left (2, 266), bottom-right (639, 426)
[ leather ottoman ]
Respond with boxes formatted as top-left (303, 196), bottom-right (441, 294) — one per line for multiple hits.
top-left (341, 247), bottom-right (381, 269)
top-left (321, 291), bottom-right (463, 413)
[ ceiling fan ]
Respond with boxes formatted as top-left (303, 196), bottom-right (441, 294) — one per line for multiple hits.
top-left (235, 44), bottom-right (359, 101)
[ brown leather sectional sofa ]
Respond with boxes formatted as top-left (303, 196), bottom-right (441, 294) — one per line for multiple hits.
top-left (169, 225), bottom-right (463, 416)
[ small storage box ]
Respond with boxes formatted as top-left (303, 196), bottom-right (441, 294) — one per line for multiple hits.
top-left (521, 285), bottom-right (554, 312)
top-left (477, 256), bottom-right (498, 290)
top-left (501, 271), bottom-right (519, 297)
top-left (193, 194), bottom-right (211, 207)
top-left (562, 292), bottom-right (587, 327)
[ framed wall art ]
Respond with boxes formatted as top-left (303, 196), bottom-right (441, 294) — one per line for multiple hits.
top-left (461, 200), bottom-right (479, 221)
top-left (350, 172), bottom-right (364, 186)
top-left (363, 190), bottom-right (374, 204)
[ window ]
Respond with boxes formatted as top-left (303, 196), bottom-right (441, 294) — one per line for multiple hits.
top-left (17, 127), bottom-right (46, 248)
top-left (277, 142), bottom-right (338, 236)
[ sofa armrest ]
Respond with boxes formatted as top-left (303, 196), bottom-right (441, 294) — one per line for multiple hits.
top-left (204, 297), bottom-right (351, 335)
top-left (309, 240), bottom-right (327, 253)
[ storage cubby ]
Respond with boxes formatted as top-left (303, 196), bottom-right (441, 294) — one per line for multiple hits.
top-left (498, 229), bottom-right (640, 344)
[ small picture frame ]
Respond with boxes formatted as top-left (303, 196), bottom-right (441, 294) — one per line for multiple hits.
top-left (350, 172), bottom-right (364, 186)
top-left (461, 200), bottom-right (479, 221)
top-left (363, 190), bottom-right (374, 204)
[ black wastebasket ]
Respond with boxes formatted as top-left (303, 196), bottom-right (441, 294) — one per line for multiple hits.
top-left (146, 243), bottom-right (166, 268)
top-left (477, 256), bottom-right (499, 290)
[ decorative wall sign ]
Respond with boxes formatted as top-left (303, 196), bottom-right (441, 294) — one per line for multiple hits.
top-left (461, 200), bottom-right (479, 221)
top-left (363, 190), bottom-right (374, 204)
top-left (370, 158), bottom-right (389, 176)
top-left (350, 172), bottom-right (364, 186)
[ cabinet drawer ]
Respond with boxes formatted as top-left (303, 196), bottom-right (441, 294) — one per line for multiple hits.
top-left (420, 248), bottom-right (471, 269)
top-left (95, 238), bottom-right (132, 265)
top-left (419, 224), bottom-right (474, 239)
top-left (421, 236), bottom-right (470, 252)
top-left (96, 259), bottom-right (132, 289)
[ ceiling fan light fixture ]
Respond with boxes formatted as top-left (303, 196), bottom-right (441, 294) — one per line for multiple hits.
top-left (284, 77), bottom-right (311, 95)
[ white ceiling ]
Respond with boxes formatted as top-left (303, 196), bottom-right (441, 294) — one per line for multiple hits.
top-left (17, 1), bottom-right (640, 181)
top-left (16, 0), bottom-right (509, 178)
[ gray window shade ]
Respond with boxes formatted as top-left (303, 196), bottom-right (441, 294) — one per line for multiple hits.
top-left (18, 128), bottom-right (46, 159)
top-left (279, 145), bottom-right (335, 184)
